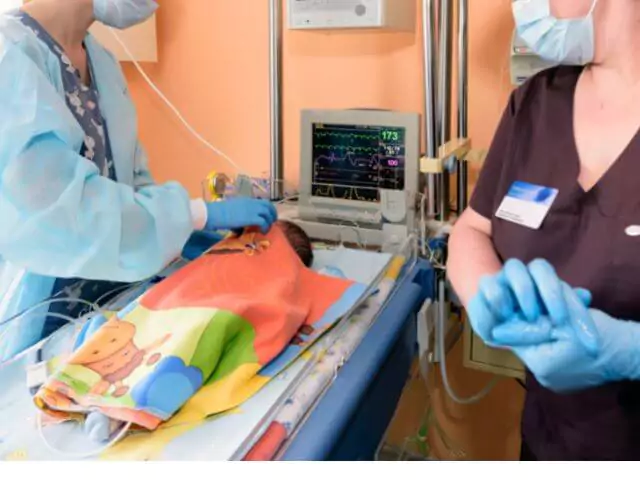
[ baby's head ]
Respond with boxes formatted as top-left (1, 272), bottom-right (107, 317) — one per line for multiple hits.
top-left (277, 220), bottom-right (314, 267)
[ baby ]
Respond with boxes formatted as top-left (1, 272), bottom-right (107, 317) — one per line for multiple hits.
top-left (277, 220), bottom-right (314, 268)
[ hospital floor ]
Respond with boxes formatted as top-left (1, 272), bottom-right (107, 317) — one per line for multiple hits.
top-left (377, 345), bottom-right (523, 461)
top-left (376, 361), bottom-right (444, 461)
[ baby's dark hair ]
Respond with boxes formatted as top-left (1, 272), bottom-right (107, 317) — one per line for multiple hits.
top-left (278, 220), bottom-right (314, 267)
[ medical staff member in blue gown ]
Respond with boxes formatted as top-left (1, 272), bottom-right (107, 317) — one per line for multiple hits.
top-left (448, 0), bottom-right (640, 461)
top-left (0, 0), bottom-right (277, 361)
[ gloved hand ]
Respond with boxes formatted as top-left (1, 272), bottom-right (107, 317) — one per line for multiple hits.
top-left (181, 230), bottom-right (224, 261)
top-left (490, 284), bottom-right (640, 393)
top-left (205, 198), bottom-right (277, 234)
top-left (467, 258), bottom-right (598, 354)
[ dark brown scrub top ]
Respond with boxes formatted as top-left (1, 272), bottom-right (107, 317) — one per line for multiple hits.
top-left (470, 66), bottom-right (640, 461)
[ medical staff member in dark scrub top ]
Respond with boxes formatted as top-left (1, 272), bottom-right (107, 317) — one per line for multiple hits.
top-left (0, 0), bottom-right (277, 362)
top-left (448, 0), bottom-right (640, 461)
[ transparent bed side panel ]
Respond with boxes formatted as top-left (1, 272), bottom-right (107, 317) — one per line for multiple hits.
top-left (0, 297), bottom-right (107, 368)
top-left (0, 297), bottom-right (110, 459)
top-left (0, 276), bottom-right (157, 460)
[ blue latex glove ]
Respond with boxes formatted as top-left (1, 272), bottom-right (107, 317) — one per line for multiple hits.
top-left (181, 231), bottom-right (224, 261)
top-left (205, 198), bottom-right (277, 234)
top-left (467, 259), bottom-right (598, 354)
top-left (490, 284), bottom-right (640, 393)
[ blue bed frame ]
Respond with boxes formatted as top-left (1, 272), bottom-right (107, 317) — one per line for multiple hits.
top-left (281, 259), bottom-right (434, 461)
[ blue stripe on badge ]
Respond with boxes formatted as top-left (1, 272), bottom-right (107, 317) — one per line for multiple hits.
top-left (506, 181), bottom-right (558, 206)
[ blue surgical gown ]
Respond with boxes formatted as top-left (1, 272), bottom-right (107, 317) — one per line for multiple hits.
top-left (0, 12), bottom-right (196, 361)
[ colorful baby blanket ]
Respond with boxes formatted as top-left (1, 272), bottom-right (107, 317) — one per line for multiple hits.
top-left (33, 226), bottom-right (367, 431)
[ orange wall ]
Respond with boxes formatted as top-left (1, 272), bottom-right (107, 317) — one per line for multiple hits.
top-left (124, 0), bottom-right (515, 194)
top-left (124, 0), bottom-right (522, 460)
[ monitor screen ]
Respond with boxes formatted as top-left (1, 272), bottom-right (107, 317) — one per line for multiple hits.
top-left (311, 123), bottom-right (406, 203)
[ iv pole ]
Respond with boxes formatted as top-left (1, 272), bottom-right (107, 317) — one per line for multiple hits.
top-left (422, 0), bottom-right (438, 219)
top-left (269, 0), bottom-right (285, 200)
top-left (457, 0), bottom-right (469, 212)
top-left (421, 0), bottom-right (470, 221)
top-left (421, 0), bottom-right (470, 367)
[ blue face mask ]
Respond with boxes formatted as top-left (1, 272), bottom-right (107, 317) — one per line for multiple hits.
top-left (93, 0), bottom-right (159, 30)
top-left (512, 0), bottom-right (598, 65)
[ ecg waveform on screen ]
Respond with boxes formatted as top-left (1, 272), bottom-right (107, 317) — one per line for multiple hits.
top-left (312, 184), bottom-right (376, 202)
top-left (314, 144), bottom-right (380, 154)
top-left (313, 131), bottom-right (380, 142)
top-left (316, 152), bottom-right (382, 167)
top-left (311, 124), bottom-right (406, 203)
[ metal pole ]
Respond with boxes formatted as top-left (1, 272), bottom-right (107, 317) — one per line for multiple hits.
top-left (437, 0), bottom-right (453, 146)
top-left (437, 0), bottom-right (453, 221)
top-left (422, 0), bottom-right (438, 218)
top-left (269, 0), bottom-right (284, 200)
top-left (456, 0), bottom-right (469, 213)
top-left (457, 0), bottom-right (468, 139)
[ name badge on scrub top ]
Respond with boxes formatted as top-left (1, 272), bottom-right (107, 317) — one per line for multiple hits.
top-left (495, 181), bottom-right (559, 230)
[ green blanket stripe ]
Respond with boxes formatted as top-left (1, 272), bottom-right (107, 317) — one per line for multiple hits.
top-left (188, 310), bottom-right (259, 385)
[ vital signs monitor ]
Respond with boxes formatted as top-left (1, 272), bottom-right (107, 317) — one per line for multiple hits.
top-left (296, 109), bottom-right (420, 247)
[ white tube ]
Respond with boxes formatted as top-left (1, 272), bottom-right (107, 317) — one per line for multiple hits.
top-left (107, 30), bottom-right (268, 193)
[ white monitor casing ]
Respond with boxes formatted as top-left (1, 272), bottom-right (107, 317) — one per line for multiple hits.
top-left (296, 108), bottom-right (420, 248)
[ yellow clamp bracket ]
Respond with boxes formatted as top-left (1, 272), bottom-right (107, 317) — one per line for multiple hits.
top-left (204, 171), bottom-right (230, 201)
top-left (465, 148), bottom-right (489, 166)
top-left (420, 138), bottom-right (472, 174)
top-left (441, 138), bottom-right (471, 162)
top-left (420, 156), bottom-right (444, 174)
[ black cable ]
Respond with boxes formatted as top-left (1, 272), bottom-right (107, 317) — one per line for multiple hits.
top-left (515, 378), bottom-right (526, 389)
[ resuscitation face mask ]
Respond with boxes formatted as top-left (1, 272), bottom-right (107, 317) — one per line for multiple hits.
top-left (512, 0), bottom-right (599, 65)
top-left (93, 0), bottom-right (158, 30)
